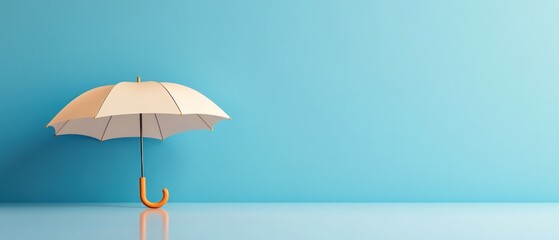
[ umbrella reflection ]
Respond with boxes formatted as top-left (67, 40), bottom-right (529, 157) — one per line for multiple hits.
top-left (140, 208), bottom-right (169, 240)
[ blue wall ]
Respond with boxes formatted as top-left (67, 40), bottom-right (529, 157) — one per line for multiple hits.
top-left (2, 0), bottom-right (559, 202)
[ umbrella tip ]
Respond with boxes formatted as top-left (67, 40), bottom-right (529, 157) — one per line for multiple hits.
top-left (137, 76), bottom-right (141, 83)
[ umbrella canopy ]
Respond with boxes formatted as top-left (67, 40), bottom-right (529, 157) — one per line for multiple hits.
top-left (47, 78), bottom-right (230, 140)
top-left (47, 77), bottom-right (230, 208)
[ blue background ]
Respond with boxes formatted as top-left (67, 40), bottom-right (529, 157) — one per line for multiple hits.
top-left (1, 0), bottom-right (559, 202)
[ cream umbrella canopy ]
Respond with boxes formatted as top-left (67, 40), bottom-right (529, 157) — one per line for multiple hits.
top-left (47, 76), bottom-right (230, 208)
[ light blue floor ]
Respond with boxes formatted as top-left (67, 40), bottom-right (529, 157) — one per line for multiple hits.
top-left (2, 203), bottom-right (559, 240)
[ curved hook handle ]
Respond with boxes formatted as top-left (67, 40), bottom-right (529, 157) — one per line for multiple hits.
top-left (139, 177), bottom-right (169, 208)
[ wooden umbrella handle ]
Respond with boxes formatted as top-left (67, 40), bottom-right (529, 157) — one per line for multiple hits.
top-left (139, 177), bottom-right (169, 208)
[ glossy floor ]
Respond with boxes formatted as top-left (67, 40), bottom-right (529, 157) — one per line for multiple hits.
top-left (1, 203), bottom-right (559, 239)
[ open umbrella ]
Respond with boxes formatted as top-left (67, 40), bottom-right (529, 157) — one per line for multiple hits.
top-left (47, 76), bottom-right (230, 208)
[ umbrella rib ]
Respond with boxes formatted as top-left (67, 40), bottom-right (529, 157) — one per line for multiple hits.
top-left (156, 82), bottom-right (183, 114)
top-left (100, 116), bottom-right (113, 141)
top-left (154, 113), bottom-right (164, 140)
top-left (196, 114), bottom-right (213, 131)
top-left (55, 120), bottom-right (70, 135)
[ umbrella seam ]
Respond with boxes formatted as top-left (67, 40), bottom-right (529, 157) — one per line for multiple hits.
top-left (154, 113), bottom-right (164, 140)
top-left (100, 116), bottom-right (113, 141)
top-left (94, 86), bottom-right (114, 118)
top-left (196, 114), bottom-right (213, 131)
top-left (156, 82), bottom-right (183, 114)
top-left (55, 120), bottom-right (70, 135)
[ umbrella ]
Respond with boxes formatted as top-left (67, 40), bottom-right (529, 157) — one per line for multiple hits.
top-left (47, 76), bottom-right (230, 208)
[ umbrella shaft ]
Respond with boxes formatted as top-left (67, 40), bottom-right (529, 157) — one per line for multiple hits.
top-left (140, 114), bottom-right (144, 177)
